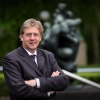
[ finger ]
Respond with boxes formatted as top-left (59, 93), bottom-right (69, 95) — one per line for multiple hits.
top-left (51, 72), bottom-right (55, 77)
top-left (55, 71), bottom-right (60, 75)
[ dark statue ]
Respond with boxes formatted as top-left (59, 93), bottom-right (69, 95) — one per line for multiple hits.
top-left (40, 3), bottom-right (82, 74)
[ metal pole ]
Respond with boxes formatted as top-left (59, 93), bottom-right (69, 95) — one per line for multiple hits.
top-left (62, 69), bottom-right (100, 89)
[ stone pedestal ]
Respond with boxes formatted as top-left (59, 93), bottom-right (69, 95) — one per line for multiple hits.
top-left (75, 40), bottom-right (87, 66)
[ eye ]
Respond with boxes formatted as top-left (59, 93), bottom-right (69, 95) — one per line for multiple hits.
top-left (34, 33), bottom-right (38, 36)
top-left (26, 33), bottom-right (31, 37)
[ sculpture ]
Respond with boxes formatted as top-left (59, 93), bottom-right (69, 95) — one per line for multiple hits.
top-left (40, 3), bottom-right (82, 74)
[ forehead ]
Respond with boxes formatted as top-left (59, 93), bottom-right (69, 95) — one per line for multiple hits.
top-left (23, 27), bottom-right (40, 33)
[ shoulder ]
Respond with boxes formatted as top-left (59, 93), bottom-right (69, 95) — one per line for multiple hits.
top-left (3, 47), bottom-right (20, 59)
top-left (38, 48), bottom-right (54, 56)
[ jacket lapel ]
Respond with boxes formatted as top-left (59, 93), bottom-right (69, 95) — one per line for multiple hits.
top-left (19, 46), bottom-right (42, 76)
top-left (37, 49), bottom-right (45, 74)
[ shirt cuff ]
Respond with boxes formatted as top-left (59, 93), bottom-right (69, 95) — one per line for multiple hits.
top-left (35, 78), bottom-right (40, 88)
top-left (47, 92), bottom-right (50, 97)
top-left (35, 78), bottom-right (50, 97)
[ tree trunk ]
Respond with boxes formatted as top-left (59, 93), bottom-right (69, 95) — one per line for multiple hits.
top-left (91, 27), bottom-right (99, 64)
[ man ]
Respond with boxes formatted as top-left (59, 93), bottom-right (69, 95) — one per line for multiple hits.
top-left (2, 18), bottom-right (69, 100)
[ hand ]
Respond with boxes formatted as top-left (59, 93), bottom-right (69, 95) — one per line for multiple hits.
top-left (50, 91), bottom-right (55, 95)
top-left (51, 70), bottom-right (60, 77)
top-left (25, 79), bottom-right (37, 87)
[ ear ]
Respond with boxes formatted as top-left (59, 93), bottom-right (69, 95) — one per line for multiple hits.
top-left (19, 34), bottom-right (23, 41)
top-left (39, 36), bottom-right (42, 42)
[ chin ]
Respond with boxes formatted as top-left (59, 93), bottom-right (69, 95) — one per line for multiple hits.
top-left (30, 46), bottom-right (36, 50)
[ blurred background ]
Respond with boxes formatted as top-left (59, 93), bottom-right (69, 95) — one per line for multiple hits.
top-left (0, 0), bottom-right (100, 65)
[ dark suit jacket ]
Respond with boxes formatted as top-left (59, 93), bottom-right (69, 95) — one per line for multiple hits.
top-left (2, 46), bottom-right (69, 100)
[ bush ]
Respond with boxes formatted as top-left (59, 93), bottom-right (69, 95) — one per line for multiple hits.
top-left (0, 72), bottom-right (9, 97)
top-left (73, 72), bottom-right (100, 85)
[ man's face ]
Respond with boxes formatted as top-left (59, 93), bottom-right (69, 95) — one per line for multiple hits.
top-left (20, 27), bottom-right (42, 53)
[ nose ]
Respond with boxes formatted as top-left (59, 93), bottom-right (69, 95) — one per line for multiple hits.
top-left (30, 34), bottom-right (35, 40)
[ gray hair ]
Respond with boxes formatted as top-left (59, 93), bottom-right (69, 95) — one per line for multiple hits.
top-left (20, 18), bottom-right (44, 35)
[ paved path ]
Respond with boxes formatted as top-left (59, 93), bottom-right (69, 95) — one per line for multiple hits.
top-left (0, 66), bottom-right (3, 71)
top-left (0, 97), bottom-right (10, 100)
top-left (77, 67), bottom-right (100, 72)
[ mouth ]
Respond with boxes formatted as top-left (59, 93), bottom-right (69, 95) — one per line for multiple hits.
top-left (29, 42), bottom-right (35, 45)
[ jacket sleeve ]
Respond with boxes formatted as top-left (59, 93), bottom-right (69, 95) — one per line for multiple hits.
top-left (2, 55), bottom-right (48, 98)
top-left (39, 52), bottom-right (69, 92)
top-left (39, 74), bottom-right (69, 92)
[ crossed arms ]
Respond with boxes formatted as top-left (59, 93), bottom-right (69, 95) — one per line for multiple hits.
top-left (2, 54), bottom-right (69, 98)
top-left (25, 70), bottom-right (60, 96)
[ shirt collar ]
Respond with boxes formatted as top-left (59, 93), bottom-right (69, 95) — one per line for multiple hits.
top-left (24, 48), bottom-right (37, 56)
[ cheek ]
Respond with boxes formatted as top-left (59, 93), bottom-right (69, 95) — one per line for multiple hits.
top-left (21, 37), bottom-right (29, 42)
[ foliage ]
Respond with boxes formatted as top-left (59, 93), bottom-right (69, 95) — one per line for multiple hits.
top-left (0, 72), bottom-right (9, 96)
top-left (73, 72), bottom-right (100, 85)
top-left (78, 64), bottom-right (100, 68)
